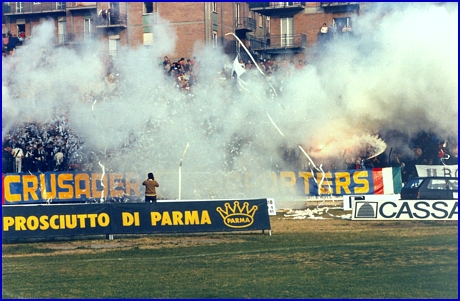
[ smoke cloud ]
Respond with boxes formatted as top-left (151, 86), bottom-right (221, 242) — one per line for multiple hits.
top-left (2, 3), bottom-right (458, 205)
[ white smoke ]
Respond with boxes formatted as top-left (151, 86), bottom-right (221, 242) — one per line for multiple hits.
top-left (2, 3), bottom-right (458, 203)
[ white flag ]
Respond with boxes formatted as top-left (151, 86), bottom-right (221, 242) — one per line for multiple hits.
top-left (232, 56), bottom-right (246, 78)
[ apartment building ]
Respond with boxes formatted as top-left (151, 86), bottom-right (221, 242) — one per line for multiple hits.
top-left (2, 2), bottom-right (370, 61)
top-left (2, 2), bottom-right (261, 60)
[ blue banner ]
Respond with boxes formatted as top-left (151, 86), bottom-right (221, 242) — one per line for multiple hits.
top-left (2, 199), bottom-right (271, 239)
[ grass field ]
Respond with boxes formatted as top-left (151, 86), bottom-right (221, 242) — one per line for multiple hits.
top-left (2, 215), bottom-right (458, 298)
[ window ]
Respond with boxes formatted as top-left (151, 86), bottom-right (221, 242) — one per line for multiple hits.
top-left (56, 2), bottom-right (66, 10)
top-left (144, 2), bottom-right (153, 14)
top-left (33, 2), bottom-right (41, 4)
top-left (259, 14), bottom-right (263, 27)
top-left (333, 17), bottom-right (352, 30)
top-left (212, 31), bottom-right (218, 48)
top-left (213, 2), bottom-right (217, 12)
top-left (109, 36), bottom-right (120, 58)
top-left (16, 2), bottom-right (24, 13)
top-left (236, 3), bottom-right (240, 24)
top-left (143, 32), bottom-right (153, 45)
top-left (84, 18), bottom-right (94, 39)
top-left (267, 16), bottom-right (270, 33)
top-left (57, 20), bottom-right (66, 44)
top-left (280, 17), bottom-right (294, 46)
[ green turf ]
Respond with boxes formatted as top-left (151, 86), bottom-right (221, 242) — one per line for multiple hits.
top-left (2, 225), bottom-right (458, 298)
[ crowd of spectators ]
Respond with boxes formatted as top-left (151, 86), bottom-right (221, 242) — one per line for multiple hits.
top-left (2, 46), bottom-right (458, 176)
top-left (2, 116), bottom-right (85, 174)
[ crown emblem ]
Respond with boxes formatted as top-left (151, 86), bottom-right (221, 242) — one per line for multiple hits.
top-left (216, 201), bottom-right (258, 228)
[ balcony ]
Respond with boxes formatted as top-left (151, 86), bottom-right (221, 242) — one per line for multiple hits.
top-left (235, 17), bottom-right (256, 33)
top-left (248, 2), bottom-right (305, 17)
top-left (56, 34), bottom-right (67, 45)
top-left (249, 34), bottom-right (306, 54)
top-left (320, 2), bottom-right (360, 13)
top-left (96, 14), bottom-right (127, 29)
top-left (67, 2), bottom-right (97, 11)
top-left (66, 32), bottom-right (98, 43)
top-left (3, 2), bottom-right (66, 15)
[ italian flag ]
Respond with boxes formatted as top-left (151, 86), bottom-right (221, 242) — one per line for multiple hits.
top-left (372, 167), bottom-right (403, 194)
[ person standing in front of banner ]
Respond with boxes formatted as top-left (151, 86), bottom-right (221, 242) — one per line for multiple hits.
top-left (142, 172), bottom-right (159, 203)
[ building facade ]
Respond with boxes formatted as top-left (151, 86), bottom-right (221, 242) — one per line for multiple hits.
top-left (2, 2), bottom-right (371, 61)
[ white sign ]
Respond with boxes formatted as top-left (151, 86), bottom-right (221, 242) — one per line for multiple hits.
top-left (352, 200), bottom-right (458, 221)
top-left (267, 198), bottom-right (277, 215)
top-left (343, 194), bottom-right (400, 210)
top-left (416, 165), bottom-right (458, 178)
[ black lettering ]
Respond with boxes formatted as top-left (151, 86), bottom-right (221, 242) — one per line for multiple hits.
top-left (396, 202), bottom-right (413, 218)
top-left (379, 202), bottom-right (397, 218)
top-left (413, 202), bottom-right (430, 219)
top-left (448, 202), bottom-right (458, 219)
top-left (443, 168), bottom-right (451, 177)
top-left (431, 201), bottom-right (448, 219)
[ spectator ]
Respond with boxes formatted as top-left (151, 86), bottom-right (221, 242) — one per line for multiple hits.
top-left (142, 172), bottom-right (160, 203)
top-left (23, 145), bottom-right (34, 172)
top-left (11, 146), bottom-right (24, 173)
top-left (296, 60), bottom-right (304, 70)
top-left (2, 146), bottom-right (13, 173)
top-left (7, 34), bottom-right (19, 55)
top-left (437, 142), bottom-right (447, 164)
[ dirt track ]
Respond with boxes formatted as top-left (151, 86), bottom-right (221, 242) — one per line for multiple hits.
top-left (3, 212), bottom-right (456, 258)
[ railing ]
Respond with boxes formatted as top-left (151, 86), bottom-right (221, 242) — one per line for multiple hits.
top-left (320, 2), bottom-right (359, 7)
top-left (96, 14), bottom-right (127, 27)
top-left (248, 2), bottom-right (306, 9)
top-left (4, 2), bottom-right (66, 14)
top-left (250, 34), bottom-right (306, 50)
top-left (66, 32), bottom-right (98, 42)
top-left (67, 2), bottom-right (97, 9)
top-left (235, 17), bottom-right (256, 32)
top-left (56, 34), bottom-right (67, 45)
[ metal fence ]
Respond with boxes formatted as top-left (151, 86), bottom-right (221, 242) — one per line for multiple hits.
top-left (235, 17), bottom-right (256, 32)
top-left (250, 34), bottom-right (306, 50)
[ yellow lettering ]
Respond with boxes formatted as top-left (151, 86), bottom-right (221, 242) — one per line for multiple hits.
top-left (98, 213), bottom-right (110, 227)
top-left (40, 173), bottom-right (56, 200)
top-left (87, 214), bottom-right (98, 227)
top-left (23, 175), bottom-right (39, 201)
top-left (150, 212), bottom-right (161, 226)
top-left (4, 175), bottom-right (22, 202)
top-left (110, 173), bottom-right (125, 198)
top-left (161, 212), bottom-right (172, 225)
top-left (77, 214), bottom-right (87, 228)
top-left (58, 173), bottom-right (74, 199)
top-left (185, 211), bottom-right (199, 225)
top-left (59, 215), bottom-right (65, 229)
top-left (40, 215), bottom-right (49, 230)
top-left (124, 172), bottom-right (141, 197)
top-left (27, 216), bottom-right (39, 230)
top-left (172, 211), bottom-right (184, 225)
top-left (200, 210), bottom-right (211, 224)
top-left (3, 217), bottom-right (14, 231)
top-left (122, 212), bottom-right (139, 226)
top-left (15, 216), bottom-right (27, 231)
top-left (317, 172), bottom-right (333, 195)
top-left (65, 215), bottom-right (77, 229)
top-left (335, 172), bottom-right (351, 194)
top-left (353, 171), bottom-right (370, 194)
top-left (298, 172), bottom-right (314, 195)
top-left (75, 173), bottom-right (91, 199)
top-left (91, 173), bottom-right (108, 199)
top-left (49, 215), bottom-right (59, 230)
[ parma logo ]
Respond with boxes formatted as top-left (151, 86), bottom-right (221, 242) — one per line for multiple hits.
top-left (216, 201), bottom-right (258, 228)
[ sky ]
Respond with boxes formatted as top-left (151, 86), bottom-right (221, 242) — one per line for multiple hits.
top-left (2, 2), bottom-right (458, 203)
